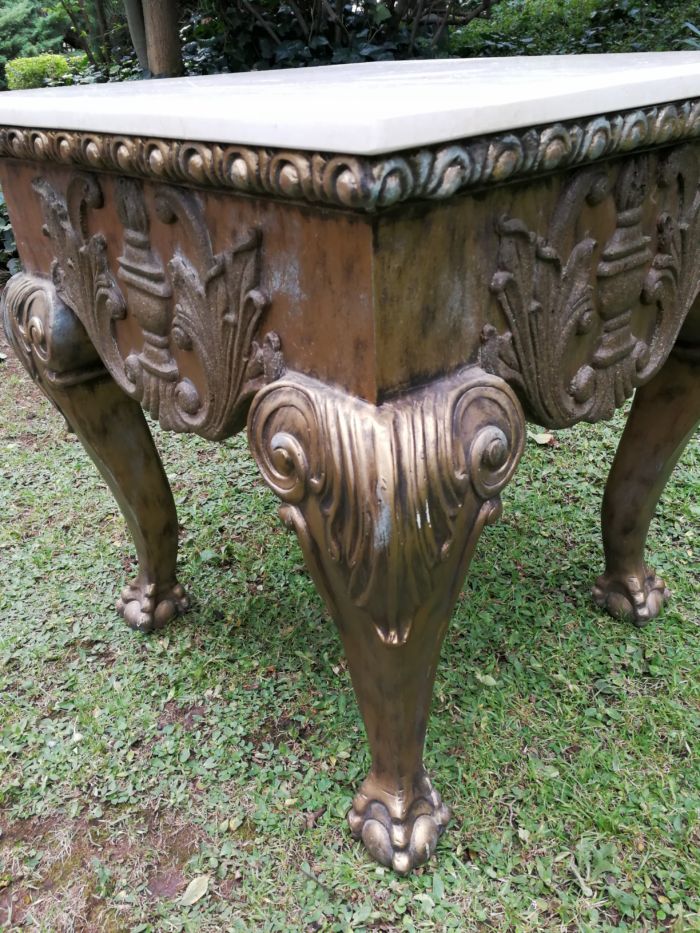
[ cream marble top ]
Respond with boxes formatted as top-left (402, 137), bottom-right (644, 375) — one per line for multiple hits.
top-left (1, 53), bottom-right (699, 155)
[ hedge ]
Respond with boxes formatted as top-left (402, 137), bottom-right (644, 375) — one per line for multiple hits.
top-left (5, 53), bottom-right (69, 90)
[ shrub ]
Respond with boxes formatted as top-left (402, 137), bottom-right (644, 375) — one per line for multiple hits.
top-left (0, 0), bottom-right (65, 88)
top-left (6, 53), bottom-right (70, 90)
top-left (0, 188), bottom-right (20, 287)
top-left (451, 0), bottom-right (700, 57)
top-left (42, 51), bottom-right (141, 87)
top-left (178, 0), bottom-right (479, 76)
top-left (63, 52), bottom-right (89, 75)
top-left (681, 21), bottom-right (700, 49)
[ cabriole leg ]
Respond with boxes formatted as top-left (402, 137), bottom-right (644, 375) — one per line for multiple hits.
top-left (2, 272), bottom-right (188, 632)
top-left (248, 366), bottom-right (524, 873)
top-left (593, 345), bottom-right (700, 626)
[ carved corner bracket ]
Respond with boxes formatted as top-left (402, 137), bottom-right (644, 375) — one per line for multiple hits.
top-left (248, 365), bottom-right (525, 647)
top-left (2, 271), bottom-right (106, 397)
top-left (31, 170), bottom-right (282, 440)
top-left (482, 146), bottom-right (700, 427)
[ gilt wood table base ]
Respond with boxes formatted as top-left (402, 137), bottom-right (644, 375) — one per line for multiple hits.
top-left (2, 56), bottom-right (699, 874)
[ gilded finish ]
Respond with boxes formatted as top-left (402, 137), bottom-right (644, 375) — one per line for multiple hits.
top-left (34, 171), bottom-right (282, 439)
top-left (1, 99), bottom-right (699, 212)
top-left (594, 342), bottom-right (700, 625)
top-left (1, 111), bottom-right (699, 876)
top-left (248, 366), bottom-right (525, 872)
top-left (482, 147), bottom-right (700, 426)
top-left (2, 272), bottom-right (189, 632)
top-left (1, 271), bottom-right (105, 391)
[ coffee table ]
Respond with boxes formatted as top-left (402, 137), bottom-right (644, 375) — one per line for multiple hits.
top-left (1, 54), bottom-right (699, 874)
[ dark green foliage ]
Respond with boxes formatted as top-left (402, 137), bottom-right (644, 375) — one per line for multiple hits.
top-left (45, 51), bottom-right (141, 86)
top-left (0, 0), bottom-right (65, 88)
top-left (5, 52), bottom-right (69, 89)
top-left (681, 20), bottom-right (700, 49)
top-left (451, 0), bottom-right (700, 57)
top-left (0, 1), bottom-right (130, 81)
top-left (179, 0), bottom-right (699, 76)
top-left (0, 188), bottom-right (19, 287)
top-left (43, 0), bottom-right (131, 68)
top-left (179, 0), bottom-right (478, 76)
top-left (24, 50), bottom-right (126, 90)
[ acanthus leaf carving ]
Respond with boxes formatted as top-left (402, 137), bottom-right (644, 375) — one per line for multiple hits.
top-left (640, 146), bottom-right (700, 375)
top-left (32, 171), bottom-right (282, 440)
top-left (155, 185), bottom-right (273, 438)
top-left (33, 172), bottom-right (127, 384)
top-left (482, 150), bottom-right (697, 427)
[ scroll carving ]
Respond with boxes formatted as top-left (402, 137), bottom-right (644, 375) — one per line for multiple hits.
top-left (249, 366), bottom-right (524, 872)
top-left (482, 148), bottom-right (700, 427)
top-left (1, 271), bottom-right (106, 395)
top-left (2, 271), bottom-right (190, 637)
top-left (3, 99), bottom-right (699, 212)
top-left (248, 366), bottom-right (524, 647)
top-left (33, 171), bottom-right (282, 440)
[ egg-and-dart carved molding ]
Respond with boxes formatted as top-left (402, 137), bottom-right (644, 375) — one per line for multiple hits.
top-left (1, 98), bottom-right (699, 213)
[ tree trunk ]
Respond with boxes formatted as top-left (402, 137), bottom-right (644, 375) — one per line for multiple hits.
top-left (123, 0), bottom-right (149, 73)
top-left (93, 0), bottom-right (112, 66)
top-left (142, 0), bottom-right (183, 77)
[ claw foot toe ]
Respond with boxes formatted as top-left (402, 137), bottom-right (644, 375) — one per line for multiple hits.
top-left (592, 567), bottom-right (669, 627)
top-left (348, 774), bottom-right (451, 874)
top-left (116, 580), bottom-right (189, 632)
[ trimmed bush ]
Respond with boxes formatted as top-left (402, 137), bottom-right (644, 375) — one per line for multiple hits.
top-left (6, 53), bottom-right (69, 90)
top-left (0, 0), bottom-right (65, 90)
top-left (43, 52), bottom-right (93, 86)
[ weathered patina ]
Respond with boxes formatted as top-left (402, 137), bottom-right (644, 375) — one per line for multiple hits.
top-left (1, 58), bottom-right (699, 874)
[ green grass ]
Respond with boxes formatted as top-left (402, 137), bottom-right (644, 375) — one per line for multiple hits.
top-left (0, 336), bottom-right (698, 932)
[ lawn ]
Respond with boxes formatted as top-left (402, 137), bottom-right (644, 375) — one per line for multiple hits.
top-left (0, 330), bottom-right (698, 932)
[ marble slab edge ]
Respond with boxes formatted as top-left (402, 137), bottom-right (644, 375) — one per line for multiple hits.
top-left (1, 97), bottom-right (699, 214)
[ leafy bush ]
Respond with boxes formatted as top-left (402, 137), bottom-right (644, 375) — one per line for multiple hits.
top-left (0, 0), bottom-right (65, 88)
top-left (0, 1), bottom-right (131, 88)
top-left (6, 53), bottom-right (70, 90)
top-left (61, 51), bottom-right (89, 75)
top-left (0, 188), bottom-right (20, 288)
top-left (179, 1), bottom-right (496, 75)
top-left (451, 0), bottom-right (700, 56)
top-left (43, 0), bottom-right (132, 69)
top-left (681, 20), bottom-right (700, 49)
top-left (10, 51), bottom-right (140, 88)
top-left (43, 51), bottom-right (142, 86)
top-left (180, 0), bottom-right (696, 76)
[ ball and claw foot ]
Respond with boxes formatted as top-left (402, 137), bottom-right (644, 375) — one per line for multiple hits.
top-left (116, 580), bottom-right (189, 633)
top-left (592, 566), bottom-right (670, 628)
top-left (347, 773), bottom-right (451, 875)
